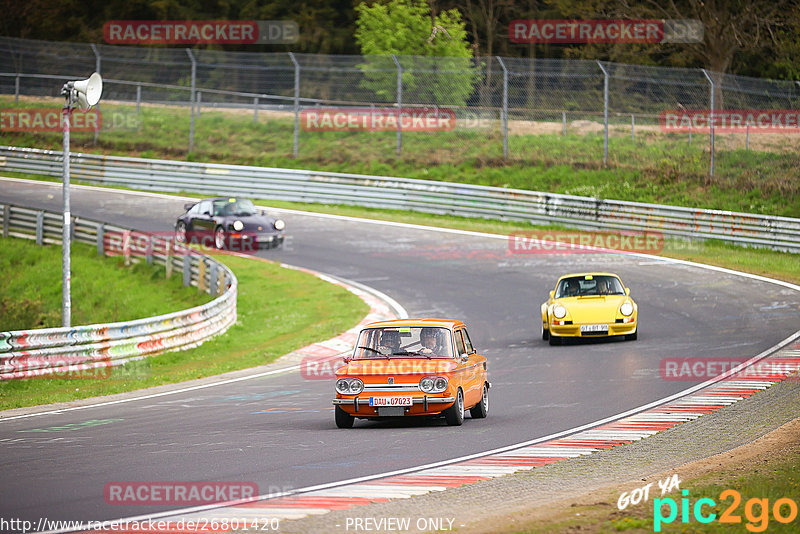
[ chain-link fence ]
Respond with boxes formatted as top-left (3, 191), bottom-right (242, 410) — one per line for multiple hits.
top-left (2, 36), bottom-right (800, 178)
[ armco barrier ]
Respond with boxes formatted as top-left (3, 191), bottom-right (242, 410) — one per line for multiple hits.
top-left (1, 145), bottom-right (799, 252)
top-left (0, 203), bottom-right (237, 380)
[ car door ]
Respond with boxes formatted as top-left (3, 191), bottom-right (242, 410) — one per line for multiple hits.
top-left (193, 200), bottom-right (215, 243)
top-left (459, 327), bottom-right (484, 407)
top-left (453, 329), bottom-right (478, 406)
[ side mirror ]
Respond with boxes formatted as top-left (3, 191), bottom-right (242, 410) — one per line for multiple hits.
top-left (460, 353), bottom-right (469, 362)
top-left (183, 202), bottom-right (196, 211)
top-left (549, 290), bottom-right (555, 299)
top-left (261, 210), bottom-right (266, 216)
top-left (343, 356), bottom-right (351, 364)
top-left (625, 288), bottom-right (630, 296)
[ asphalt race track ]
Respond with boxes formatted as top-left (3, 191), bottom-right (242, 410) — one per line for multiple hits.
top-left (2, 178), bottom-right (799, 527)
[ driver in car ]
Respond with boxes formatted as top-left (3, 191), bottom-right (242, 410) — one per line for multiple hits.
top-left (378, 330), bottom-right (401, 355)
top-left (419, 327), bottom-right (442, 355)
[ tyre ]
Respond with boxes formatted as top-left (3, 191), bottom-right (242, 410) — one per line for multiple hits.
top-left (542, 325), bottom-right (550, 341)
top-left (214, 226), bottom-right (226, 250)
top-left (444, 389), bottom-right (464, 426)
top-left (469, 383), bottom-right (488, 419)
top-left (175, 221), bottom-right (188, 243)
top-left (334, 406), bottom-right (354, 428)
top-left (626, 330), bottom-right (638, 341)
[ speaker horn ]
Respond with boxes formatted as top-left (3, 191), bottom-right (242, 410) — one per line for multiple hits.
top-left (72, 72), bottom-right (103, 109)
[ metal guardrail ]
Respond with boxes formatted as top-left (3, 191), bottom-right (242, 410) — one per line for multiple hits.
top-left (0, 202), bottom-right (238, 380)
top-left (1, 145), bottom-right (799, 252)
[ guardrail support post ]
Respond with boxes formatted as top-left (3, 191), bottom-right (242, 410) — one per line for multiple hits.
top-left (182, 255), bottom-right (191, 287)
top-left (253, 97), bottom-right (258, 123)
top-left (597, 61), bottom-right (609, 167)
top-left (198, 257), bottom-right (207, 292)
top-left (497, 57), bottom-right (509, 160)
top-left (35, 211), bottom-right (44, 245)
top-left (197, 91), bottom-right (201, 117)
top-left (2, 205), bottom-right (9, 237)
top-left (288, 52), bottom-right (300, 159)
top-left (165, 241), bottom-right (173, 278)
top-left (186, 49), bottom-right (197, 154)
top-left (209, 262), bottom-right (218, 295)
top-left (562, 111), bottom-right (566, 136)
top-left (15, 75), bottom-right (20, 103)
top-left (136, 84), bottom-right (141, 114)
top-left (701, 68), bottom-right (715, 178)
top-left (392, 54), bottom-right (403, 156)
top-left (631, 114), bottom-right (635, 141)
top-left (146, 235), bottom-right (153, 265)
top-left (96, 223), bottom-right (104, 256)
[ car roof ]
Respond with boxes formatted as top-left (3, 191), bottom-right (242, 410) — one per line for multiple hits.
top-left (362, 318), bottom-right (465, 330)
top-left (556, 272), bottom-right (622, 282)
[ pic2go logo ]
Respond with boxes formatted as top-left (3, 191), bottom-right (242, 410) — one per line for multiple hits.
top-left (654, 489), bottom-right (798, 532)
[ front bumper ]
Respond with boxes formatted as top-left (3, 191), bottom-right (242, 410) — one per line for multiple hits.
top-left (333, 396), bottom-right (455, 417)
top-left (550, 321), bottom-right (637, 337)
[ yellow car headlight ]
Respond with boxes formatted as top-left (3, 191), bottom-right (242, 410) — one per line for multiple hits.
top-left (553, 305), bottom-right (567, 319)
top-left (620, 301), bottom-right (634, 316)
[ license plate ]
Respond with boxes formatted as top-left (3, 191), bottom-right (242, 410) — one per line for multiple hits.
top-left (369, 397), bottom-right (413, 407)
top-left (580, 324), bottom-right (608, 333)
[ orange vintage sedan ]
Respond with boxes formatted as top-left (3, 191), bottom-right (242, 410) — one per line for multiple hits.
top-left (332, 319), bottom-right (490, 428)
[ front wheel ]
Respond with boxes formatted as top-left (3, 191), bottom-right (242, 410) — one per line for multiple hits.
top-left (175, 221), bottom-right (188, 243)
top-left (542, 325), bottom-right (550, 341)
top-left (549, 334), bottom-right (561, 346)
top-left (469, 383), bottom-right (488, 419)
top-left (444, 389), bottom-right (464, 426)
top-left (214, 226), bottom-right (226, 250)
top-left (335, 406), bottom-right (354, 428)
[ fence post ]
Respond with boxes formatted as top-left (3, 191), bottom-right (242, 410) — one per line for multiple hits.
top-left (165, 241), bottom-right (173, 278)
top-left (198, 257), bottom-right (207, 292)
top-left (497, 57), bottom-right (509, 160)
top-left (392, 54), bottom-right (403, 156)
top-left (15, 75), bottom-right (20, 103)
top-left (631, 114), bottom-right (635, 141)
top-left (701, 69), bottom-right (715, 178)
top-left (288, 52), bottom-right (300, 158)
top-left (146, 235), bottom-right (153, 265)
top-left (746, 122), bottom-right (750, 151)
top-left (136, 84), bottom-right (141, 114)
top-left (253, 97), bottom-right (259, 123)
top-left (597, 61), bottom-right (609, 167)
top-left (197, 91), bottom-right (201, 117)
top-left (562, 111), bottom-right (566, 136)
top-left (91, 44), bottom-right (101, 145)
top-left (186, 49), bottom-right (197, 153)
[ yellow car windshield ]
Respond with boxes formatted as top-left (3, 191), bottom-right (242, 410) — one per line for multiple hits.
top-left (556, 276), bottom-right (624, 298)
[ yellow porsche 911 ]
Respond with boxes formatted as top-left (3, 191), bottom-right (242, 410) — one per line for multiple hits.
top-left (541, 273), bottom-right (638, 345)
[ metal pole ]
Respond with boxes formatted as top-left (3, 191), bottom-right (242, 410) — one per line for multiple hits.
top-left (61, 103), bottom-right (72, 327)
top-left (392, 54), bottom-right (402, 156)
top-left (253, 97), bottom-right (258, 123)
top-left (91, 44), bottom-right (101, 146)
top-left (186, 49), bottom-right (196, 153)
top-left (701, 69), bottom-right (715, 177)
top-left (15, 75), bottom-right (19, 103)
top-left (197, 91), bottom-right (201, 117)
top-left (136, 84), bottom-right (141, 114)
top-left (562, 111), bottom-right (566, 136)
top-left (631, 114), bottom-right (635, 141)
top-left (288, 52), bottom-right (300, 158)
top-left (597, 61), bottom-right (609, 167)
top-left (497, 57), bottom-right (509, 160)
top-left (746, 122), bottom-right (749, 151)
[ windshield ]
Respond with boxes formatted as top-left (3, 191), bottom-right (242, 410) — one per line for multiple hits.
top-left (213, 199), bottom-right (257, 217)
top-left (555, 275), bottom-right (625, 298)
top-left (353, 327), bottom-right (454, 359)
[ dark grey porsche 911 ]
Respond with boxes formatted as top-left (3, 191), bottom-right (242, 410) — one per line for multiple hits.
top-left (175, 197), bottom-right (285, 250)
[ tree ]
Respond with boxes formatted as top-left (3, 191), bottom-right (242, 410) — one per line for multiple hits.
top-left (354, 0), bottom-right (480, 107)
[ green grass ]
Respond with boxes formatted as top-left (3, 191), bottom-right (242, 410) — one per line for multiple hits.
top-left (2, 96), bottom-right (798, 217)
top-left (0, 237), bottom-right (212, 330)
top-left (0, 240), bottom-right (369, 410)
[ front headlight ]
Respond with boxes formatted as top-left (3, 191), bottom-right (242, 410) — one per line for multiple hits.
top-left (232, 220), bottom-right (244, 231)
top-left (274, 219), bottom-right (285, 231)
top-left (336, 378), bottom-right (364, 395)
top-left (420, 376), bottom-right (448, 393)
top-left (620, 302), bottom-right (634, 316)
top-left (553, 305), bottom-right (567, 319)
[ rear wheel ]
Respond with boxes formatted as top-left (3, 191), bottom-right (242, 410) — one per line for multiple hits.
top-left (175, 221), bottom-right (188, 243)
top-left (469, 383), bottom-right (488, 419)
top-left (444, 389), bottom-right (465, 426)
top-left (334, 406), bottom-right (354, 428)
top-left (214, 226), bottom-right (226, 249)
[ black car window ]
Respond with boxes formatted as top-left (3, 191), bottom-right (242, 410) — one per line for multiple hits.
top-left (187, 203), bottom-right (200, 215)
top-left (454, 330), bottom-right (467, 357)
top-left (214, 199), bottom-right (257, 217)
top-left (462, 328), bottom-right (474, 354)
